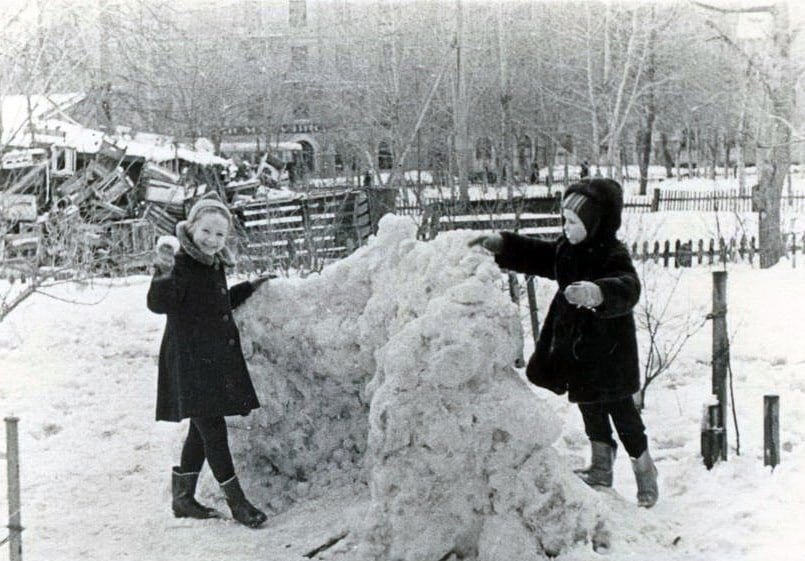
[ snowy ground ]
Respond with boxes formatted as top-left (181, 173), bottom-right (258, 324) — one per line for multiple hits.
top-left (1, 212), bottom-right (805, 560)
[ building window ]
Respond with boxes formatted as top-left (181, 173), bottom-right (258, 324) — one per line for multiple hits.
top-left (291, 45), bottom-right (308, 71)
top-left (335, 45), bottom-right (351, 73)
top-left (289, 0), bottom-right (307, 28)
top-left (378, 141), bottom-right (393, 170)
top-left (247, 97), bottom-right (264, 122)
top-left (293, 102), bottom-right (310, 119)
top-left (380, 42), bottom-right (393, 71)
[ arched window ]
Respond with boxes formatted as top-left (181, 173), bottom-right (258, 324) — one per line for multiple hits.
top-left (298, 140), bottom-right (315, 172)
top-left (475, 137), bottom-right (493, 161)
top-left (378, 141), bottom-right (393, 170)
top-left (518, 135), bottom-right (533, 171)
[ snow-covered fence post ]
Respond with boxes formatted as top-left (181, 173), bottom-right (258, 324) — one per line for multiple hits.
top-left (4, 416), bottom-right (22, 561)
top-left (764, 395), bottom-right (780, 470)
top-left (710, 271), bottom-right (729, 462)
top-left (507, 273), bottom-right (524, 366)
top-left (651, 188), bottom-right (660, 212)
top-left (700, 404), bottom-right (724, 470)
top-left (525, 275), bottom-right (540, 346)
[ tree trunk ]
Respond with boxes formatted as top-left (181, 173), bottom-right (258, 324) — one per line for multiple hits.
top-left (660, 132), bottom-right (674, 179)
top-left (638, 12), bottom-right (657, 195)
top-left (709, 129), bottom-right (718, 181)
top-left (758, 2), bottom-right (794, 269)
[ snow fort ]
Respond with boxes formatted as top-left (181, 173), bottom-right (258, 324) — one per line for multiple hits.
top-left (232, 214), bottom-right (642, 560)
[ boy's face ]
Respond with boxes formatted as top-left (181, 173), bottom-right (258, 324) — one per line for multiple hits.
top-left (189, 211), bottom-right (230, 255)
top-left (562, 208), bottom-right (588, 245)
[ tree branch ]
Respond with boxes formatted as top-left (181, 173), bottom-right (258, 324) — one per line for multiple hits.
top-left (690, 1), bottom-right (776, 14)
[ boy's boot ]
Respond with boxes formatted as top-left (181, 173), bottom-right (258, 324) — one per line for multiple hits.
top-left (631, 449), bottom-right (659, 508)
top-left (220, 476), bottom-right (268, 528)
top-left (172, 467), bottom-right (219, 519)
top-left (573, 441), bottom-right (615, 487)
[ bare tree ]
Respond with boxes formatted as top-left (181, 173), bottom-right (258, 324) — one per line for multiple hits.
top-left (693, 0), bottom-right (799, 268)
top-left (635, 264), bottom-right (707, 409)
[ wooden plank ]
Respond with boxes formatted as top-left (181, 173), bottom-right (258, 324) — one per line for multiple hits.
top-left (764, 395), bottom-right (780, 469)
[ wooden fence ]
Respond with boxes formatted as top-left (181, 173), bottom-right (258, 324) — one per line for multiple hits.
top-left (423, 194), bottom-right (563, 239)
top-left (628, 232), bottom-right (805, 268)
top-left (398, 187), bottom-right (805, 216)
top-left (236, 188), bottom-right (373, 271)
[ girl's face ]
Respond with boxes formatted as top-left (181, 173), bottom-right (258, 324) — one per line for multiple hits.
top-left (562, 208), bottom-right (588, 245)
top-left (189, 211), bottom-right (230, 255)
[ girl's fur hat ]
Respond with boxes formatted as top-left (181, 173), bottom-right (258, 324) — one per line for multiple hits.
top-left (186, 192), bottom-right (232, 225)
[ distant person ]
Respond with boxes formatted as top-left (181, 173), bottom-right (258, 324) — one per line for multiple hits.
top-left (468, 177), bottom-right (658, 508)
top-left (147, 192), bottom-right (271, 528)
top-left (363, 170), bottom-right (373, 187)
top-left (580, 160), bottom-right (590, 179)
top-left (530, 161), bottom-right (540, 184)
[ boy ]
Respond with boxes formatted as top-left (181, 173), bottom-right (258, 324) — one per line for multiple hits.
top-left (469, 178), bottom-right (658, 508)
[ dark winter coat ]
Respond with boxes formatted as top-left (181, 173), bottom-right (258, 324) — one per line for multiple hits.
top-left (495, 178), bottom-right (641, 403)
top-left (147, 250), bottom-right (260, 422)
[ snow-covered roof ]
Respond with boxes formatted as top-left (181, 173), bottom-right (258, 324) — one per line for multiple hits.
top-left (40, 119), bottom-right (105, 154)
top-left (1, 93), bottom-right (86, 147)
top-left (220, 140), bottom-right (303, 153)
top-left (110, 138), bottom-right (231, 166)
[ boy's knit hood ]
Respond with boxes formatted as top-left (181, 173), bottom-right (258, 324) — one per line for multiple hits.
top-left (563, 178), bottom-right (624, 242)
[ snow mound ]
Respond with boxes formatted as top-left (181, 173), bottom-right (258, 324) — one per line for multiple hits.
top-left (234, 214), bottom-right (664, 559)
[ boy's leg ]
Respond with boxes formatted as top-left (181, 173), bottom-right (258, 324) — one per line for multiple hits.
top-left (575, 403), bottom-right (617, 487)
top-left (578, 402), bottom-right (617, 449)
top-left (609, 397), bottom-right (658, 507)
top-left (608, 397), bottom-right (647, 459)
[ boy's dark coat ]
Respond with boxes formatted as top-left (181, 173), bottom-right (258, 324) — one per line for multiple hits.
top-left (495, 178), bottom-right (641, 403)
top-left (147, 251), bottom-right (260, 421)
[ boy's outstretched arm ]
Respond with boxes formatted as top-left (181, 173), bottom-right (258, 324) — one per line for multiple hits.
top-left (590, 245), bottom-right (641, 319)
top-left (493, 231), bottom-right (557, 279)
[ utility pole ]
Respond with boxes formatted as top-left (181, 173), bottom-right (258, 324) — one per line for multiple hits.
top-left (497, 0), bottom-right (513, 201)
top-left (455, 0), bottom-right (470, 201)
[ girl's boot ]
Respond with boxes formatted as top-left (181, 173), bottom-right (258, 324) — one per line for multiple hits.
top-left (631, 449), bottom-right (659, 508)
top-left (172, 467), bottom-right (219, 519)
top-left (220, 476), bottom-right (267, 528)
top-left (573, 441), bottom-right (615, 487)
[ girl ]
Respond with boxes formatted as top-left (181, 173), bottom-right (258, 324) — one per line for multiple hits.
top-left (469, 178), bottom-right (658, 508)
top-left (147, 192), bottom-right (269, 528)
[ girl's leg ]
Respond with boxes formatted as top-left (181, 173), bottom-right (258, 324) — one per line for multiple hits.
top-left (190, 416), bottom-right (267, 528)
top-left (172, 420), bottom-right (218, 519)
top-left (189, 416), bottom-right (235, 483)
top-left (179, 420), bottom-right (206, 474)
top-left (608, 397), bottom-right (648, 459)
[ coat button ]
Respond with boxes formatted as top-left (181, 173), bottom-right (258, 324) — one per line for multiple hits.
top-left (222, 314), bottom-right (229, 322)
top-left (220, 288), bottom-right (227, 295)
top-left (228, 338), bottom-right (236, 346)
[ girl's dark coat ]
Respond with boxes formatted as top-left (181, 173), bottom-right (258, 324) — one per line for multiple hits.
top-left (495, 178), bottom-right (641, 404)
top-left (147, 251), bottom-right (260, 421)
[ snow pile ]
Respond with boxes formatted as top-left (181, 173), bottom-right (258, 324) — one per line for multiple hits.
top-left (234, 215), bottom-right (659, 559)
